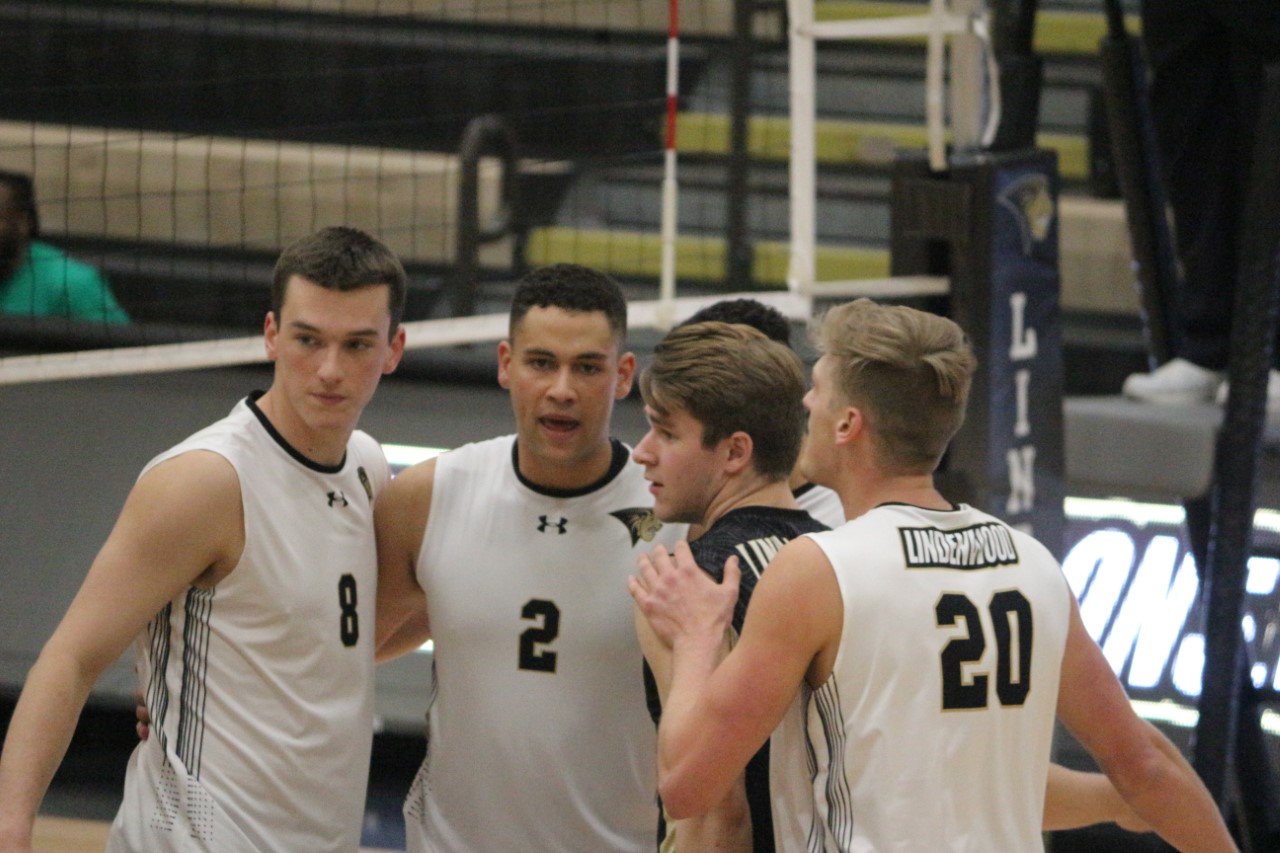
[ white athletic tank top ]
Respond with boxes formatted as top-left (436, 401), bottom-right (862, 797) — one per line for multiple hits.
top-left (107, 394), bottom-right (385, 853)
top-left (403, 435), bottom-right (684, 853)
top-left (770, 502), bottom-right (1070, 853)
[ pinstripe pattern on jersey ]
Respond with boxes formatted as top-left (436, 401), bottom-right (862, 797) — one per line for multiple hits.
top-left (733, 535), bottom-right (787, 582)
top-left (144, 603), bottom-right (173, 754)
top-left (814, 678), bottom-right (855, 852)
top-left (176, 586), bottom-right (214, 779)
top-left (797, 685), bottom-right (825, 853)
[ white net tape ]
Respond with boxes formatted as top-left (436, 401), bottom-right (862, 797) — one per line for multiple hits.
top-left (0, 290), bottom-right (819, 386)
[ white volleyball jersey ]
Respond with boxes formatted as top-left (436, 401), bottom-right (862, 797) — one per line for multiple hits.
top-left (770, 502), bottom-right (1071, 853)
top-left (404, 435), bottom-right (684, 853)
top-left (107, 393), bottom-right (385, 853)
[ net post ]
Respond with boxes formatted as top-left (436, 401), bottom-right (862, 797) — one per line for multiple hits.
top-left (891, 147), bottom-right (1065, 554)
top-left (786, 0), bottom-right (817, 296)
top-left (656, 0), bottom-right (681, 331)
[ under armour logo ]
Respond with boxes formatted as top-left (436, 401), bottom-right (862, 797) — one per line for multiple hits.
top-left (327, 491), bottom-right (349, 508)
top-left (537, 515), bottom-right (568, 534)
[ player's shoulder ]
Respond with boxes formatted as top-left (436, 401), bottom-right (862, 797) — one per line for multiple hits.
top-left (132, 447), bottom-right (242, 526)
top-left (141, 402), bottom-right (249, 476)
top-left (348, 428), bottom-right (384, 460)
top-left (385, 452), bottom-right (439, 497)
top-left (432, 433), bottom-right (514, 472)
top-left (950, 503), bottom-right (1058, 560)
top-left (376, 454), bottom-right (437, 549)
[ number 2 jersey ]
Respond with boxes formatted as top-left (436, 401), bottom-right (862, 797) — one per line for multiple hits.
top-left (770, 502), bottom-right (1071, 853)
top-left (404, 435), bottom-right (684, 852)
top-left (108, 393), bottom-right (385, 853)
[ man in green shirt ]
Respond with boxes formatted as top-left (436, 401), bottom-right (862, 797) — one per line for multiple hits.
top-left (0, 170), bottom-right (129, 324)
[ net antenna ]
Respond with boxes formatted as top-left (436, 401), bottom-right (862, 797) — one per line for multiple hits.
top-left (657, 0), bottom-right (681, 331)
top-left (785, 0), bottom-right (998, 300)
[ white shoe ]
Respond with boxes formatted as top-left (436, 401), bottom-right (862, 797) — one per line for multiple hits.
top-left (1214, 368), bottom-right (1280, 413)
top-left (1122, 358), bottom-right (1224, 405)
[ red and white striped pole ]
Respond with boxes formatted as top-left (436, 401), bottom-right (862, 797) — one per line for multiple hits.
top-left (657, 0), bottom-right (680, 328)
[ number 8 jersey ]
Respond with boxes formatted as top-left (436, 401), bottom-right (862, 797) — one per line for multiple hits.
top-left (770, 502), bottom-right (1071, 853)
top-left (109, 393), bottom-right (384, 853)
top-left (405, 435), bottom-right (684, 852)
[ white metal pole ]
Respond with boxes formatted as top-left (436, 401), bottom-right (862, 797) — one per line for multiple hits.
top-left (926, 0), bottom-right (949, 171)
top-left (657, 0), bottom-right (680, 330)
top-left (787, 0), bottom-right (817, 295)
top-left (950, 0), bottom-right (988, 153)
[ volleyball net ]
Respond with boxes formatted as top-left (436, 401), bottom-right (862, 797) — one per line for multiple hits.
top-left (0, 0), bottom-right (1010, 386)
top-left (0, 0), bottom-right (746, 381)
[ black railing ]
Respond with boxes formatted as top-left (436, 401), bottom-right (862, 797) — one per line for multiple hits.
top-left (448, 114), bottom-right (522, 319)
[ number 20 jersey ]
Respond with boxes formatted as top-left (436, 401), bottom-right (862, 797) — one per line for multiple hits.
top-left (770, 502), bottom-right (1071, 853)
top-left (405, 435), bottom-right (683, 852)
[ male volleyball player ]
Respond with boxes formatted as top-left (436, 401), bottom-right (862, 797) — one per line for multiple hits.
top-left (635, 310), bottom-right (1149, 852)
top-left (0, 226), bottom-right (406, 853)
top-left (676, 297), bottom-right (844, 530)
top-left (632, 298), bottom-right (1238, 852)
top-left (373, 263), bottom-right (685, 851)
top-left (633, 319), bottom-right (825, 852)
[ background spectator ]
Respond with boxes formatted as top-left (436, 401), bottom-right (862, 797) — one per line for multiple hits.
top-left (0, 170), bottom-right (129, 324)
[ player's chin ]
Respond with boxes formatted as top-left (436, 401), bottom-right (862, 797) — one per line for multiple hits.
top-left (304, 398), bottom-right (360, 431)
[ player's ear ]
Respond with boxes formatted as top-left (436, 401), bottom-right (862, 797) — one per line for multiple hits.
top-left (615, 351), bottom-right (637, 399)
top-left (723, 431), bottom-right (753, 474)
top-left (382, 325), bottom-right (407, 375)
top-left (834, 405), bottom-right (864, 446)
top-left (496, 339), bottom-right (513, 389)
top-left (264, 310), bottom-right (280, 362)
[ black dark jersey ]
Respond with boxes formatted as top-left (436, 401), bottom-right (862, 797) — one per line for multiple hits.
top-left (643, 505), bottom-right (829, 853)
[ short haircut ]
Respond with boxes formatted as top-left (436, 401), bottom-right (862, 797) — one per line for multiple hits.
top-left (682, 298), bottom-right (791, 347)
top-left (812, 298), bottom-right (976, 474)
top-left (509, 263), bottom-right (627, 342)
top-left (271, 226), bottom-right (407, 331)
top-left (641, 321), bottom-right (807, 481)
top-left (0, 170), bottom-right (39, 237)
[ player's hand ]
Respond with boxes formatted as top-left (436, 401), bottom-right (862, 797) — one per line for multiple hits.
top-left (135, 689), bottom-right (151, 741)
top-left (629, 541), bottom-right (739, 648)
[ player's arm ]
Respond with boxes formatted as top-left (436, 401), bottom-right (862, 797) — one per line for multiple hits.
top-left (374, 457), bottom-right (434, 663)
top-left (1055, 595), bottom-right (1238, 852)
top-left (634, 606), bottom-right (753, 853)
top-left (0, 452), bottom-right (242, 851)
top-left (632, 538), bottom-right (841, 819)
top-left (1043, 763), bottom-right (1149, 833)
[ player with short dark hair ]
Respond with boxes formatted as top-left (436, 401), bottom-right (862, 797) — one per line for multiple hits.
top-left (375, 262), bottom-right (685, 852)
top-left (0, 226), bottom-right (407, 852)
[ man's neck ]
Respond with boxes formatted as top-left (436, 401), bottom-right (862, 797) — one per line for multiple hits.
top-left (840, 474), bottom-right (949, 521)
top-left (254, 388), bottom-right (352, 467)
top-left (514, 437), bottom-right (619, 493)
top-left (700, 477), bottom-right (797, 531)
